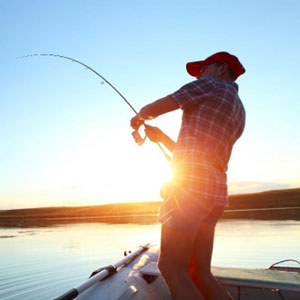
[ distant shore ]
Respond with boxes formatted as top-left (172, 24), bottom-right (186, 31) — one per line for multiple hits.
top-left (0, 188), bottom-right (299, 227)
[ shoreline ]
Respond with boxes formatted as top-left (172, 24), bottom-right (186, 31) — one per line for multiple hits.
top-left (1, 188), bottom-right (299, 227)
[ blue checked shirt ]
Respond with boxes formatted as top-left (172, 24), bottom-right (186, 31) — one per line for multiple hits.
top-left (169, 76), bottom-right (245, 206)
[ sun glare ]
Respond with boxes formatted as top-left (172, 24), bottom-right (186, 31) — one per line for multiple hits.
top-left (34, 132), bottom-right (173, 206)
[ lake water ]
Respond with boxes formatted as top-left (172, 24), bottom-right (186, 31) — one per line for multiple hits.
top-left (1, 219), bottom-right (300, 300)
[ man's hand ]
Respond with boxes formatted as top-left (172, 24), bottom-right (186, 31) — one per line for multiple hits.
top-left (144, 125), bottom-right (164, 143)
top-left (130, 115), bottom-right (145, 131)
top-left (145, 124), bottom-right (175, 153)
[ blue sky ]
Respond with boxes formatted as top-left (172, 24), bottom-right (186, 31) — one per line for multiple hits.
top-left (1, 0), bottom-right (300, 209)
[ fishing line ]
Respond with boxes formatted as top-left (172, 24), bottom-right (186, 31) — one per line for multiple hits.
top-left (17, 53), bottom-right (171, 161)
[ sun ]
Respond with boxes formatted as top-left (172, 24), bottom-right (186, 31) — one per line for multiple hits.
top-left (36, 131), bottom-right (173, 206)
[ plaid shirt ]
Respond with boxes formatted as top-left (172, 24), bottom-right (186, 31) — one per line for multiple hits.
top-left (169, 76), bottom-right (245, 206)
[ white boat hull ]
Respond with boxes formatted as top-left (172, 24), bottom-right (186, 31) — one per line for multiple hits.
top-left (70, 245), bottom-right (300, 300)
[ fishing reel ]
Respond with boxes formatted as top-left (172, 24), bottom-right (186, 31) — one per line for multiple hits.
top-left (131, 127), bottom-right (171, 161)
top-left (131, 130), bottom-right (146, 146)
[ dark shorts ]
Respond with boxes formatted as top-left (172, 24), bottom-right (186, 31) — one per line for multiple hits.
top-left (158, 183), bottom-right (225, 232)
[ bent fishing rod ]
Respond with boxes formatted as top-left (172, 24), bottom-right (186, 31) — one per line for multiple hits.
top-left (17, 53), bottom-right (171, 161)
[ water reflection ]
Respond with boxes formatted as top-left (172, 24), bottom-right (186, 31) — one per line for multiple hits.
top-left (0, 220), bottom-right (300, 300)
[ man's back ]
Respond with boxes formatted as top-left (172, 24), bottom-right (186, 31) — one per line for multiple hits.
top-left (170, 76), bottom-right (245, 205)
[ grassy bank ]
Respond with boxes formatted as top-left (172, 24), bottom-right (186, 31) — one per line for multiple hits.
top-left (0, 188), bottom-right (299, 226)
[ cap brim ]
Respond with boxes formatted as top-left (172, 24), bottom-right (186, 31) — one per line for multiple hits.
top-left (186, 61), bottom-right (205, 77)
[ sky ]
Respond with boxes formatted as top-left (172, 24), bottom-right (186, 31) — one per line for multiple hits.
top-left (1, 0), bottom-right (300, 209)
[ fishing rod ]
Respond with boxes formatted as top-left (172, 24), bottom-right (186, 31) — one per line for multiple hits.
top-left (17, 53), bottom-right (171, 161)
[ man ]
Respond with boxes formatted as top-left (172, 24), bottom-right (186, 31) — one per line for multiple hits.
top-left (131, 52), bottom-right (245, 300)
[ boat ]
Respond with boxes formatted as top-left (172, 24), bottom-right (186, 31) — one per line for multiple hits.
top-left (53, 244), bottom-right (300, 300)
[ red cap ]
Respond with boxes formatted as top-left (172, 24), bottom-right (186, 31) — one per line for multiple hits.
top-left (186, 52), bottom-right (245, 79)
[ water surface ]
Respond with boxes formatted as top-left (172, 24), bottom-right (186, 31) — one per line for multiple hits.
top-left (1, 220), bottom-right (300, 299)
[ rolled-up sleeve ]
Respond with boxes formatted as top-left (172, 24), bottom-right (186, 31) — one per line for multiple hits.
top-left (170, 77), bottom-right (215, 110)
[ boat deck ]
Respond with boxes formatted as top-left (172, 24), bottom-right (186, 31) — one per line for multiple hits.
top-left (141, 261), bottom-right (300, 291)
top-left (72, 245), bottom-right (300, 300)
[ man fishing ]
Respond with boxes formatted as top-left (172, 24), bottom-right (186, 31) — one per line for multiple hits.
top-left (131, 51), bottom-right (246, 300)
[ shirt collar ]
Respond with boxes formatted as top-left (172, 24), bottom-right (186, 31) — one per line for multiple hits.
top-left (200, 76), bottom-right (239, 92)
top-left (228, 80), bottom-right (239, 92)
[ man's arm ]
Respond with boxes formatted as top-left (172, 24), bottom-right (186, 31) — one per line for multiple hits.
top-left (130, 96), bottom-right (179, 130)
